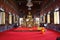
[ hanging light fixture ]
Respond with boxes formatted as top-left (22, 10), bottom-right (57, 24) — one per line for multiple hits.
top-left (26, 0), bottom-right (33, 8)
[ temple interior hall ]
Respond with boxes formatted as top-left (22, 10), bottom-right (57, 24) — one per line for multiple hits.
top-left (0, 0), bottom-right (60, 40)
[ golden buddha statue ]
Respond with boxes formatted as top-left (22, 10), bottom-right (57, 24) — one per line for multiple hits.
top-left (27, 12), bottom-right (32, 18)
top-left (26, 12), bottom-right (33, 27)
top-left (22, 12), bottom-right (34, 27)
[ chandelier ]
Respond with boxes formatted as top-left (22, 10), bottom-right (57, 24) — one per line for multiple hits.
top-left (26, 0), bottom-right (33, 8)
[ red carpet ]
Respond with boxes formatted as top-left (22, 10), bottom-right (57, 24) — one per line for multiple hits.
top-left (0, 27), bottom-right (60, 40)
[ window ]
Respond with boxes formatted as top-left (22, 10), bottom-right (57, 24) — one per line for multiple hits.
top-left (16, 16), bottom-right (19, 26)
top-left (19, 18), bottom-right (23, 26)
top-left (0, 12), bottom-right (5, 24)
top-left (2, 12), bottom-right (5, 24)
top-left (9, 12), bottom-right (12, 24)
top-left (54, 11), bottom-right (59, 24)
top-left (47, 14), bottom-right (50, 23)
top-left (43, 14), bottom-right (46, 23)
top-left (17, 16), bottom-right (19, 22)
top-left (40, 15), bottom-right (43, 23)
top-left (13, 14), bottom-right (16, 23)
top-left (47, 12), bottom-right (50, 23)
top-left (0, 12), bottom-right (2, 24)
top-left (54, 8), bottom-right (59, 24)
top-left (35, 17), bottom-right (40, 25)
